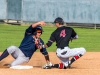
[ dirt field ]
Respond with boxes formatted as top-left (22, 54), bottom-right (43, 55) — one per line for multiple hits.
top-left (0, 52), bottom-right (100, 75)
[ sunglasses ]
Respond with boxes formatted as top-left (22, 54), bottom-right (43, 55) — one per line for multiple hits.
top-left (37, 32), bottom-right (42, 33)
top-left (36, 30), bottom-right (42, 34)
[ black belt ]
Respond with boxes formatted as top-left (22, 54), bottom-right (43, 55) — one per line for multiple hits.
top-left (61, 47), bottom-right (64, 49)
top-left (58, 47), bottom-right (64, 49)
top-left (58, 46), bottom-right (68, 49)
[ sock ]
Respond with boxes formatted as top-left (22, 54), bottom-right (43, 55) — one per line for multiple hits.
top-left (52, 64), bottom-right (59, 68)
top-left (0, 49), bottom-right (9, 61)
top-left (70, 54), bottom-right (82, 64)
top-left (52, 63), bottom-right (66, 69)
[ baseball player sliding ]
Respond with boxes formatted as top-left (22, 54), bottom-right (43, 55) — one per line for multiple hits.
top-left (0, 21), bottom-right (52, 67)
top-left (42, 17), bottom-right (86, 69)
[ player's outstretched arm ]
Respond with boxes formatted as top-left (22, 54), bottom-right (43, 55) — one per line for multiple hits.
top-left (32, 21), bottom-right (46, 28)
top-left (44, 54), bottom-right (50, 63)
top-left (42, 54), bottom-right (53, 69)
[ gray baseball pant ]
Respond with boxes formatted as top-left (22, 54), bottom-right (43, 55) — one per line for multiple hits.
top-left (7, 46), bottom-right (29, 66)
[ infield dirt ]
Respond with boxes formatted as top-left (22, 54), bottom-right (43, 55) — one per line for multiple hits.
top-left (0, 52), bottom-right (100, 75)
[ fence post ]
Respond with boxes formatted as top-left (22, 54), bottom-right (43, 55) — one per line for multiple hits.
top-left (6, 0), bottom-right (8, 23)
top-left (94, 24), bottom-right (96, 29)
top-left (21, 0), bottom-right (23, 24)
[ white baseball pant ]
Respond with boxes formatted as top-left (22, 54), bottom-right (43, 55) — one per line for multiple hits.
top-left (56, 47), bottom-right (86, 66)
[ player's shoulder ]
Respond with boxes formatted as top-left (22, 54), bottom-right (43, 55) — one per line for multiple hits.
top-left (58, 26), bottom-right (72, 30)
top-left (51, 28), bottom-right (58, 35)
top-left (65, 26), bottom-right (74, 30)
top-left (63, 26), bottom-right (71, 28)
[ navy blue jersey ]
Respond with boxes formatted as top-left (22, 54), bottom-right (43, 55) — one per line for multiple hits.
top-left (19, 25), bottom-right (48, 59)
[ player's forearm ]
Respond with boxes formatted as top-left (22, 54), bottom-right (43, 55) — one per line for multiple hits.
top-left (31, 21), bottom-right (45, 28)
top-left (71, 35), bottom-right (78, 40)
top-left (70, 35), bottom-right (78, 42)
top-left (43, 40), bottom-right (53, 48)
top-left (31, 22), bottom-right (40, 28)
top-left (44, 54), bottom-right (50, 63)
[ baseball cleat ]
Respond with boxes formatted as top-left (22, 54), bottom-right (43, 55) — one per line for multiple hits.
top-left (67, 62), bottom-right (71, 69)
top-left (64, 61), bottom-right (71, 69)
top-left (67, 64), bottom-right (71, 69)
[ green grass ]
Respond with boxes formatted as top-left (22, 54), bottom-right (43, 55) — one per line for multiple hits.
top-left (0, 24), bottom-right (100, 52)
top-left (69, 28), bottom-right (100, 52)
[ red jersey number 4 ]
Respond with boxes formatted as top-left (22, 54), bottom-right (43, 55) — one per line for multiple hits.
top-left (60, 29), bottom-right (66, 37)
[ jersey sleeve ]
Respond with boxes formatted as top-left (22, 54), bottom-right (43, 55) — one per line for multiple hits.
top-left (40, 48), bottom-right (48, 55)
top-left (26, 25), bottom-right (32, 33)
top-left (46, 32), bottom-right (55, 47)
top-left (25, 25), bottom-right (35, 34)
top-left (40, 39), bottom-right (48, 55)
top-left (71, 28), bottom-right (77, 38)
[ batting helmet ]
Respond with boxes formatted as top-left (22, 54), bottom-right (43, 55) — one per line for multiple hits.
top-left (32, 25), bottom-right (43, 35)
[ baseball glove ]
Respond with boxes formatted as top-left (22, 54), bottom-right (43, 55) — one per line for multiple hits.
top-left (42, 62), bottom-right (53, 69)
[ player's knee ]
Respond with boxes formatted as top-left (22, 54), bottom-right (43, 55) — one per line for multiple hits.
top-left (80, 47), bottom-right (86, 55)
top-left (7, 46), bottom-right (17, 53)
top-left (56, 52), bottom-right (61, 57)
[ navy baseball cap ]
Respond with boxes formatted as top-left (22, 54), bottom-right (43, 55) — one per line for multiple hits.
top-left (54, 17), bottom-right (64, 23)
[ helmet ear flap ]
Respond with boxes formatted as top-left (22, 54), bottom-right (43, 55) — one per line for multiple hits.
top-left (33, 32), bottom-right (37, 35)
